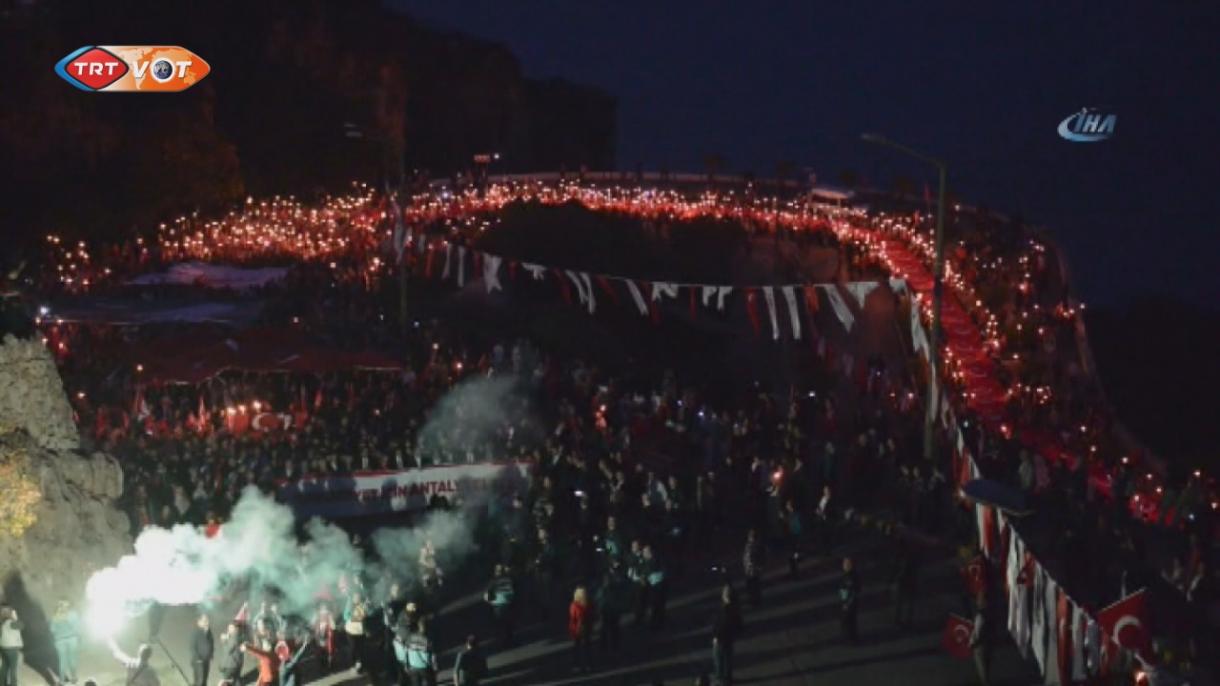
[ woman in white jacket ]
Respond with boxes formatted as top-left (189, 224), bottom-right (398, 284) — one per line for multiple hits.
top-left (0, 606), bottom-right (23, 686)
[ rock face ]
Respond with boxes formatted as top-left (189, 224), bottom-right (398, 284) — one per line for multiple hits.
top-left (0, 335), bottom-right (130, 607)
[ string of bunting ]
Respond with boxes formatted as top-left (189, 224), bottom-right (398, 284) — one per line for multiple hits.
top-left (401, 234), bottom-right (893, 340)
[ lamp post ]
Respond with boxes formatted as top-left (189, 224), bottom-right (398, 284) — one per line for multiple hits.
top-left (861, 133), bottom-right (947, 463)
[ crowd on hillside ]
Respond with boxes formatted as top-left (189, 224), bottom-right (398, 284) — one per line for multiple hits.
top-left (12, 178), bottom-right (1216, 683)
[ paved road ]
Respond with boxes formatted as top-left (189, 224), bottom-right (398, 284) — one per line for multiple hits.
top-left (26, 526), bottom-right (1038, 686)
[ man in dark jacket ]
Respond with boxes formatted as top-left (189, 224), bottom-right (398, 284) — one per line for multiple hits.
top-left (189, 614), bottom-right (214, 686)
top-left (711, 585), bottom-right (742, 686)
top-left (839, 557), bottom-right (861, 643)
top-left (217, 622), bottom-right (244, 685)
top-left (742, 529), bottom-right (764, 607)
top-left (890, 540), bottom-right (919, 629)
top-left (484, 565), bottom-right (516, 647)
top-left (451, 635), bottom-right (487, 686)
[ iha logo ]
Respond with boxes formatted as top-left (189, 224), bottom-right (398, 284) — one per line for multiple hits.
top-left (54, 46), bottom-right (210, 93)
top-left (1057, 107), bottom-right (1116, 142)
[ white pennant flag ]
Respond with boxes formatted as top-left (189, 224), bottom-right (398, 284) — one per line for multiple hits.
top-left (821, 285), bottom-right (855, 332)
top-left (716, 286), bottom-right (732, 311)
top-left (1071, 601), bottom-right (1088, 681)
top-left (1030, 566), bottom-right (1050, 677)
top-left (888, 277), bottom-right (908, 296)
top-left (1007, 534), bottom-right (1032, 658)
top-left (911, 306), bottom-right (930, 358)
top-left (565, 270), bottom-right (596, 314)
top-left (457, 246), bottom-right (466, 287)
top-left (483, 254), bottom-right (503, 293)
top-left (441, 243), bottom-right (452, 280)
top-left (701, 286), bottom-right (716, 307)
top-left (651, 282), bottom-right (679, 301)
top-left (625, 280), bottom-right (649, 316)
top-left (1044, 575), bottom-right (1062, 685)
top-left (522, 263), bottom-right (547, 281)
top-left (846, 281), bottom-right (879, 308)
top-left (781, 285), bottom-right (801, 339)
top-left (762, 286), bottom-right (780, 340)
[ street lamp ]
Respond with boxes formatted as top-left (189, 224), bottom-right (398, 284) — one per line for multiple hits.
top-left (861, 133), bottom-right (947, 463)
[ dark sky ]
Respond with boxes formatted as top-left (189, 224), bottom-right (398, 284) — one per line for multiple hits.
top-left (389, 0), bottom-right (1220, 310)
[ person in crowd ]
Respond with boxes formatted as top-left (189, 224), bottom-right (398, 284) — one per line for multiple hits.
top-left (240, 639), bottom-right (280, 686)
top-left (711, 584), bottom-right (742, 686)
top-left (278, 633), bottom-right (311, 686)
top-left (312, 604), bottom-right (336, 672)
top-left (0, 607), bottom-right (23, 686)
top-left (400, 617), bottom-right (437, 686)
top-left (484, 565), bottom-right (516, 647)
top-left (816, 486), bottom-right (836, 555)
top-left (839, 556), bottom-right (861, 644)
top-left (596, 562), bottom-right (629, 657)
top-left (51, 600), bottom-right (81, 685)
top-left (970, 592), bottom-right (992, 686)
top-left (343, 591), bottom-right (369, 673)
top-left (643, 545), bottom-right (668, 629)
top-left (628, 540), bottom-right (650, 627)
top-left (890, 539), bottom-right (919, 629)
top-left (568, 586), bottom-right (593, 674)
top-left (783, 500), bottom-right (803, 579)
top-left (742, 529), bottom-right (764, 607)
top-left (451, 635), bottom-right (486, 686)
top-left (109, 640), bottom-right (159, 686)
top-left (217, 622), bottom-right (244, 686)
top-left (188, 614), bottom-right (213, 686)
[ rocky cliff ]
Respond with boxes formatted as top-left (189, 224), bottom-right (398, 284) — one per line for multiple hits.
top-left (0, 335), bottom-right (130, 608)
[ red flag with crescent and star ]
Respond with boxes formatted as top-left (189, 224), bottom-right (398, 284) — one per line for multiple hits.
top-left (1097, 588), bottom-right (1152, 665)
top-left (941, 614), bottom-right (974, 660)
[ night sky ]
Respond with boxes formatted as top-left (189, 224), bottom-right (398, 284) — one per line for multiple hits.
top-left (389, 1), bottom-right (1220, 310)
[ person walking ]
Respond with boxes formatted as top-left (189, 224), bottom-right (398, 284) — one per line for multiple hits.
top-left (484, 565), bottom-right (516, 647)
top-left (188, 614), bottom-right (213, 686)
top-left (596, 563), bottom-right (629, 657)
top-left (568, 587), bottom-right (593, 674)
top-left (109, 641), bottom-right (159, 686)
top-left (742, 529), bottom-right (764, 607)
top-left (217, 622), bottom-right (244, 686)
top-left (451, 635), bottom-right (486, 686)
top-left (277, 634), bottom-right (311, 686)
top-left (0, 607), bottom-right (23, 686)
top-left (343, 592), bottom-right (369, 673)
top-left (783, 500), bottom-right (804, 579)
top-left (711, 585), bottom-right (742, 686)
top-left (839, 557), bottom-right (861, 643)
top-left (401, 619), bottom-right (437, 686)
top-left (890, 540), bottom-right (919, 629)
top-left (627, 540), bottom-right (650, 627)
top-left (51, 600), bottom-right (81, 685)
top-left (643, 545), bottom-right (667, 630)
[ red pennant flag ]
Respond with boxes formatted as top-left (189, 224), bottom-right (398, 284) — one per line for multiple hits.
top-left (803, 285), bottom-right (820, 314)
top-left (980, 505), bottom-right (997, 559)
top-left (648, 285), bottom-right (661, 325)
top-left (424, 244), bottom-right (436, 279)
top-left (595, 275), bottom-right (620, 305)
top-left (554, 269), bottom-right (573, 304)
top-left (1097, 588), bottom-right (1152, 665)
top-left (234, 602), bottom-right (249, 625)
top-left (508, 260), bottom-right (518, 281)
top-left (941, 614), bottom-right (974, 660)
top-left (688, 287), bottom-right (696, 319)
top-left (745, 289), bottom-right (761, 336)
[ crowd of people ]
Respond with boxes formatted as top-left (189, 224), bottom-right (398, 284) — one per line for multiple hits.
top-left (6, 175), bottom-right (1213, 684)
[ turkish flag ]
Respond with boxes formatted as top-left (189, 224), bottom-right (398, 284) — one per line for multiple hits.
top-left (941, 614), bottom-right (974, 660)
top-left (1097, 588), bottom-right (1152, 664)
top-left (962, 554), bottom-right (987, 598)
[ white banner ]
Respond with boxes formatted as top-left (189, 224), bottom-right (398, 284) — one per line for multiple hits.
top-left (277, 462), bottom-right (529, 518)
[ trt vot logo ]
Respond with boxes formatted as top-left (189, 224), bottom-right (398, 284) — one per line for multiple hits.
top-left (1057, 107), bottom-right (1116, 142)
top-left (55, 46), bottom-right (210, 92)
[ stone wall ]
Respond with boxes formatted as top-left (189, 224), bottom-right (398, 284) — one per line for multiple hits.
top-left (0, 334), bottom-right (130, 608)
